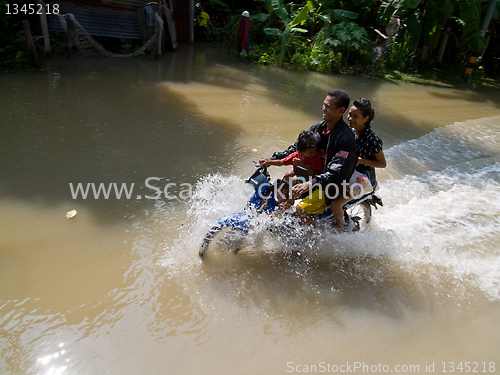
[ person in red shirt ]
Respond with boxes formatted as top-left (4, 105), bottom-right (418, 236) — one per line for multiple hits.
top-left (259, 130), bottom-right (323, 183)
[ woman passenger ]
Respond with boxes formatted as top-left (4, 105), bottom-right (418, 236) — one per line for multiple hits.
top-left (329, 98), bottom-right (387, 231)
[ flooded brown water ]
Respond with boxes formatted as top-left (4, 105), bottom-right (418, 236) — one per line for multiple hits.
top-left (1, 44), bottom-right (500, 374)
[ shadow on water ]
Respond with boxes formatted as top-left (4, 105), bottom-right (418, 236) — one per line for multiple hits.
top-left (156, 47), bottom-right (500, 148)
top-left (0, 49), bottom-right (248, 223)
top-left (427, 87), bottom-right (500, 109)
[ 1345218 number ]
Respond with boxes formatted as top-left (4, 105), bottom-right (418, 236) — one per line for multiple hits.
top-left (5, 4), bottom-right (60, 15)
top-left (442, 362), bottom-right (496, 373)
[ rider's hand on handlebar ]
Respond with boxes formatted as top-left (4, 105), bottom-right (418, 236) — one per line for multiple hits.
top-left (292, 181), bottom-right (311, 199)
top-left (259, 157), bottom-right (271, 166)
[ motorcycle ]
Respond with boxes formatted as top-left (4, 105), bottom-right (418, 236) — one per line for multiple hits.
top-left (199, 163), bottom-right (383, 258)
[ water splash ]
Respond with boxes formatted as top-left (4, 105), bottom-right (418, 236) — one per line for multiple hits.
top-left (376, 117), bottom-right (500, 300)
top-left (161, 116), bottom-right (500, 312)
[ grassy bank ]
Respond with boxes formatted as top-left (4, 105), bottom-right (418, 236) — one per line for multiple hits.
top-left (236, 46), bottom-right (500, 91)
top-left (380, 68), bottom-right (500, 90)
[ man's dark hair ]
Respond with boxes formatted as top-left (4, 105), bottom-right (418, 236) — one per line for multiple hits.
top-left (352, 98), bottom-right (375, 126)
top-left (296, 130), bottom-right (320, 153)
top-left (327, 89), bottom-right (350, 113)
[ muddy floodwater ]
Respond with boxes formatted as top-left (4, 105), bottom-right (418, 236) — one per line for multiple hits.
top-left (1, 44), bottom-right (500, 375)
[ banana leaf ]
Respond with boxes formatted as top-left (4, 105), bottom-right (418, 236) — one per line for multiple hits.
top-left (264, 27), bottom-right (283, 36)
top-left (271, 0), bottom-right (289, 21)
top-left (289, 1), bottom-right (314, 28)
top-left (459, 0), bottom-right (486, 51)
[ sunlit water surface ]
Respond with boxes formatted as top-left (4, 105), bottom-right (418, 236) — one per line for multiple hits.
top-left (1, 44), bottom-right (500, 374)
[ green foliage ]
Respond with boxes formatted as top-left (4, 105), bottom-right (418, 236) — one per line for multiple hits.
top-left (289, 0), bottom-right (315, 27)
top-left (458, 0), bottom-right (487, 51)
top-left (376, 0), bottom-right (490, 65)
top-left (121, 44), bottom-right (134, 54)
top-left (405, 11), bottom-right (423, 51)
top-left (291, 48), bottom-right (343, 73)
top-left (422, 0), bottom-right (440, 47)
top-left (194, 0), bottom-right (235, 44)
top-left (329, 22), bottom-right (370, 51)
top-left (304, 0), bottom-right (361, 36)
top-left (286, 26), bottom-right (337, 72)
top-left (0, 2), bottom-right (34, 72)
top-left (246, 0), bottom-right (498, 83)
top-left (384, 33), bottom-right (415, 70)
top-left (260, 0), bottom-right (369, 66)
top-left (258, 52), bottom-right (273, 64)
top-left (319, 22), bottom-right (371, 63)
top-left (270, 0), bottom-right (289, 21)
top-left (206, 0), bottom-right (231, 14)
top-left (404, 0), bottom-right (423, 8)
top-left (326, 9), bottom-right (359, 21)
top-left (251, 13), bottom-right (271, 23)
top-left (2, 0), bottom-right (496, 80)
top-left (263, 0), bottom-right (314, 65)
top-left (0, 0), bottom-right (8, 29)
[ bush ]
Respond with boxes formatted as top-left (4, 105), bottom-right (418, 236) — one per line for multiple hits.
top-left (384, 34), bottom-right (415, 71)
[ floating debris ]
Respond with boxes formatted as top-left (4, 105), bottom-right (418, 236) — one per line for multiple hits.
top-left (66, 210), bottom-right (77, 219)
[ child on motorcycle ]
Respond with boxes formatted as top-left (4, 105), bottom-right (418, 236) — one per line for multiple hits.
top-left (258, 130), bottom-right (323, 184)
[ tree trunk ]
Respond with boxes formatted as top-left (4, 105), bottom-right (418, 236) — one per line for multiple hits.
top-left (479, 34), bottom-right (491, 61)
top-left (22, 20), bottom-right (38, 67)
top-left (481, 0), bottom-right (497, 37)
top-left (38, 0), bottom-right (51, 57)
top-left (421, 45), bottom-right (429, 62)
top-left (155, 12), bottom-right (163, 58)
top-left (438, 27), bottom-right (450, 62)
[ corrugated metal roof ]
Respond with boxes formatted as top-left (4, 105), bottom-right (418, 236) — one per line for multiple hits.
top-left (47, 0), bottom-right (194, 42)
top-left (57, 0), bottom-right (146, 14)
top-left (47, 1), bottom-right (147, 40)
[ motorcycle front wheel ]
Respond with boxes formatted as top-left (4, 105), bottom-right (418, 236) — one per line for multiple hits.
top-left (199, 225), bottom-right (248, 258)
